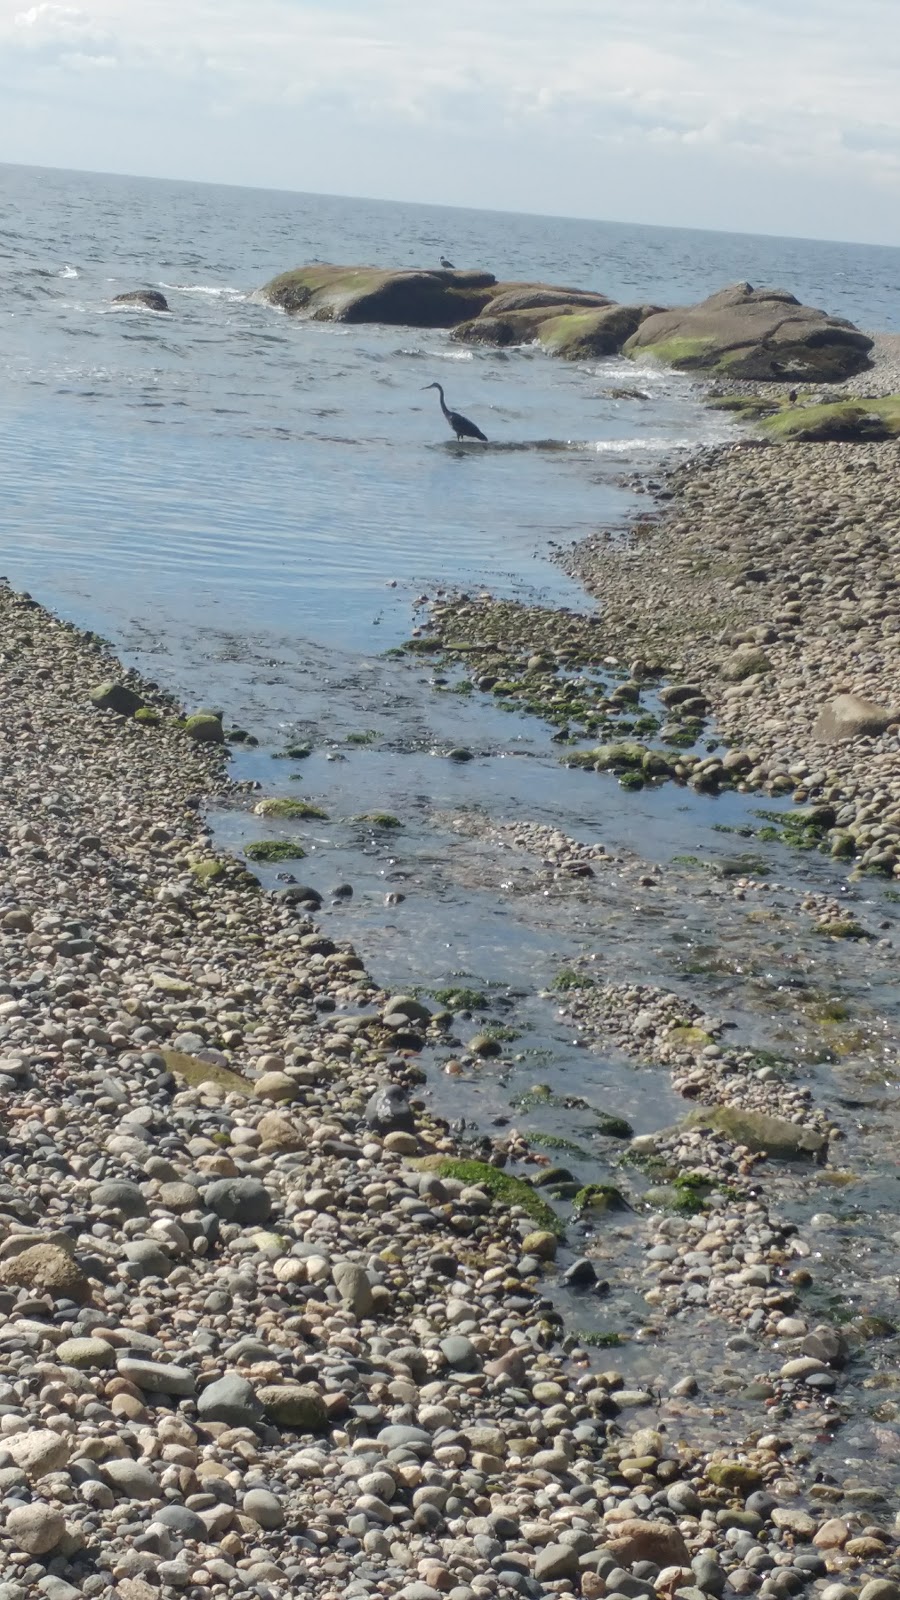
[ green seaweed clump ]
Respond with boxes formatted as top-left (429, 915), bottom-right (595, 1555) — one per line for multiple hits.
top-left (573, 1183), bottom-right (630, 1217)
top-left (431, 985), bottom-right (488, 1011)
top-left (434, 1159), bottom-right (563, 1233)
top-left (530, 1134), bottom-right (591, 1158)
top-left (244, 840), bottom-right (307, 863)
top-left (133, 707), bottom-right (161, 726)
top-left (575, 1329), bottom-right (624, 1348)
top-left (191, 859), bottom-right (226, 885)
top-left (355, 812), bottom-right (402, 828)
top-left (553, 969), bottom-right (595, 991)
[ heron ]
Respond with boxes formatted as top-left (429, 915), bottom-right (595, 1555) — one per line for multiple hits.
top-left (422, 381), bottom-right (488, 442)
top-left (440, 256), bottom-right (455, 269)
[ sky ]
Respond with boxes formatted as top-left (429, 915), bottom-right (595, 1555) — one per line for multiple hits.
top-left (3, 0), bottom-right (900, 246)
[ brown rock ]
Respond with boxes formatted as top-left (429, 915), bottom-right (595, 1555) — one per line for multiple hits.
top-left (606, 1518), bottom-right (691, 1567)
top-left (257, 1112), bottom-right (305, 1151)
top-left (814, 1519), bottom-right (850, 1549)
top-left (814, 693), bottom-right (897, 744)
top-left (1, 1242), bottom-right (90, 1303)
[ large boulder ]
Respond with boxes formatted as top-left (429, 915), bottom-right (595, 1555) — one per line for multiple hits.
top-left (258, 265), bottom-right (500, 327)
top-left (814, 693), bottom-right (898, 743)
top-left (624, 283), bottom-right (872, 380)
top-left (762, 396), bottom-right (900, 442)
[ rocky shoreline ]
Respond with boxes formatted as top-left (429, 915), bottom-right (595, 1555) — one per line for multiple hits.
top-left (0, 431), bottom-right (899, 1600)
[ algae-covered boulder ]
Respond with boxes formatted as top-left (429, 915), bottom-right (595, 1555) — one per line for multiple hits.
top-left (536, 304), bottom-right (661, 360)
top-left (259, 264), bottom-right (500, 327)
top-left (112, 290), bottom-right (169, 312)
top-left (184, 709), bottom-right (225, 744)
top-left (90, 680), bottom-right (146, 716)
top-left (761, 395), bottom-right (900, 442)
top-left (625, 283), bottom-right (872, 381)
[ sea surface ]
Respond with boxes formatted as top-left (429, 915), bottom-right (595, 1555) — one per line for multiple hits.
top-left (2, 165), bottom-right (900, 1441)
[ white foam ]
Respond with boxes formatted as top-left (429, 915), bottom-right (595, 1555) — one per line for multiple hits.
top-left (158, 282), bottom-right (246, 300)
top-left (58, 265), bottom-right (78, 279)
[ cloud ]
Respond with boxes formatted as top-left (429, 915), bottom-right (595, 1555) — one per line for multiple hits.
top-left (1, 0), bottom-right (900, 239)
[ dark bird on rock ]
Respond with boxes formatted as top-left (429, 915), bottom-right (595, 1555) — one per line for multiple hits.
top-left (788, 389), bottom-right (798, 404)
top-left (440, 256), bottom-right (455, 269)
top-left (423, 381), bottom-right (488, 442)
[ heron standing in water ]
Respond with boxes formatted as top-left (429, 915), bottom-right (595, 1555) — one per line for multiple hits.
top-left (422, 381), bottom-right (488, 443)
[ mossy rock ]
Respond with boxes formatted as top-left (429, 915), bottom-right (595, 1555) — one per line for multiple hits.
top-left (191, 859), bottom-right (227, 885)
top-left (428, 1158), bottom-right (563, 1234)
top-left (813, 919), bottom-right (870, 940)
top-left (594, 1111), bottom-right (634, 1139)
top-left (668, 1024), bottom-right (715, 1049)
top-left (707, 1460), bottom-right (763, 1492)
top-left (184, 709), bottom-right (225, 744)
top-left (536, 304), bottom-right (658, 360)
top-left (588, 741), bottom-right (649, 771)
top-left (161, 1047), bottom-right (254, 1096)
top-left (628, 335), bottom-right (719, 369)
top-left (760, 395), bottom-right (900, 442)
top-left (244, 840), bottom-right (306, 863)
top-left (707, 395), bottom-right (780, 417)
top-left (90, 680), bottom-right (146, 716)
top-left (254, 797), bottom-right (328, 820)
top-left (354, 812), bottom-right (402, 829)
top-left (133, 706), bottom-right (161, 726)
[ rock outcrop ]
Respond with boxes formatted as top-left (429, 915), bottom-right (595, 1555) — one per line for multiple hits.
top-left (814, 693), bottom-right (898, 744)
top-left (624, 283), bottom-right (872, 381)
top-left (761, 395), bottom-right (900, 441)
top-left (258, 265), bottom-right (502, 327)
top-left (112, 290), bottom-right (170, 312)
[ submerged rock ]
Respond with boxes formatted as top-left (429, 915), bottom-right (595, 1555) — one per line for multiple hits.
top-left (683, 1104), bottom-right (827, 1160)
top-left (112, 289), bottom-right (169, 312)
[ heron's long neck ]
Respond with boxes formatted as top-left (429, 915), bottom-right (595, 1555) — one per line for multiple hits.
top-left (435, 384), bottom-right (450, 419)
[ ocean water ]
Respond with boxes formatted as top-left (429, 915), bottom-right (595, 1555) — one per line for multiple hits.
top-left (1, 162), bottom-right (899, 677)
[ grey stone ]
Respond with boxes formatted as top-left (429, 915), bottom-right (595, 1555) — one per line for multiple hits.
top-left (92, 1179), bottom-right (148, 1217)
top-left (123, 1239), bottom-right (173, 1280)
top-left (859, 1586), bottom-right (900, 1600)
top-left (202, 1177), bottom-right (273, 1225)
top-left (667, 1481), bottom-right (703, 1515)
top-left (5, 1502), bottom-right (65, 1554)
top-left (440, 1334), bottom-right (480, 1371)
top-left (116, 1358), bottom-right (195, 1396)
top-left (101, 1457), bottom-right (159, 1500)
top-left (243, 1488), bottom-right (285, 1529)
top-left (365, 1083), bottom-right (414, 1132)
top-left (534, 1544), bottom-right (580, 1581)
top-left (197, 1373), bottom-right (263, 1427)
top-left (378, 1424), bottom-right (433, 1454)
top-left (155, 1504), bottom-right (208, 1541)
top-left (333, 1260), bottom-right (374, 1317)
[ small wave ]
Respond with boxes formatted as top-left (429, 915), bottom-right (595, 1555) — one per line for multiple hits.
top-left (428, 348), bottom-right (473, 361)
top-left (59, 265), bottom-right (79, 279)
top-left (158, 282), bottom-right (246, 300)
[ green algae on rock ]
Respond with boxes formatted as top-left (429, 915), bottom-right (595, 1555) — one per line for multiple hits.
top-left (190, 859), bottom-right (227, 885)
top-left (244, 840), bottom-right (306, 863)
top-left (184, 709), bottom-right (225, 744)
top-left (428, 1158), bottom-right (563, 1233)
top-left (760, 395), bottom-right (900, 442)
top-left (90, 680), bottom-right (146, 716)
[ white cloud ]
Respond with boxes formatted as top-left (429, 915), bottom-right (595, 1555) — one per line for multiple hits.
top-left (1, 0), bottom-right (900, 239)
